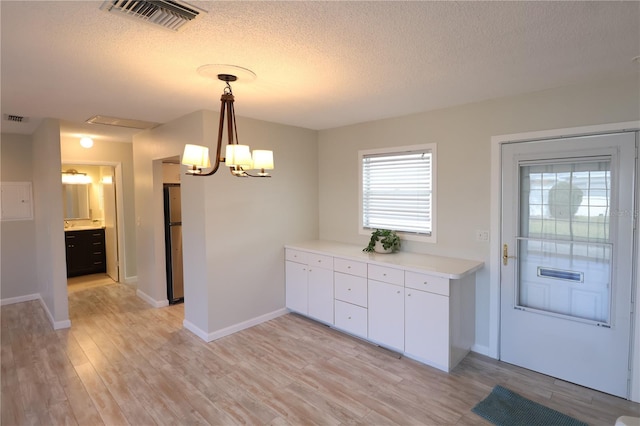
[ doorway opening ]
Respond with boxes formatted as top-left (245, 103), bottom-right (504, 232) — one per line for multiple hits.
top-left (161, 158), bottom-right (184, 305)
top-left (62, 163), bottom-right (121, 287)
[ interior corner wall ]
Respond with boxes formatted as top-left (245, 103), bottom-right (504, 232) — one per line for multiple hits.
top-left (317, 74), bottom-right (640, 353)
top-left (32, 119), bottom-right (69, 327)
top-left (60, 133), bottom-right (137, 281)
top-left (133, 109), bottom-right (319, 337)
top-left (0, 133), bottom-right (38, 300)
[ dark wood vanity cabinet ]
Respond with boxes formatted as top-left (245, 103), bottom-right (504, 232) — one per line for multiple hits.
top-left (65, 229), bottom-right (106, 277)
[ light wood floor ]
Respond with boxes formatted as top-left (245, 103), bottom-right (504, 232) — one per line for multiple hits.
top-left (1, 281), bottom-right (639, 425)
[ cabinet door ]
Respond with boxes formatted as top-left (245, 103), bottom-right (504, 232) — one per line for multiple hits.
top-left (308, 266), bottom-right (334, 324)
top-left (405, 289), bottom-right (449, 370)
top-left (285, 261), bottom-right (308, 314)
top-left (368, 280), bottom-right (404, 352)
top-left (334, 300), bottom-right (367, 339)
top-left (66, 231), bottom-right (92, 277)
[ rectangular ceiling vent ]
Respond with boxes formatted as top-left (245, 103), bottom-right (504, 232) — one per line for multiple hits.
top-left (86, 115), bottom-right (159, 130)
top-left (100, 0), bottom-right (205, 31)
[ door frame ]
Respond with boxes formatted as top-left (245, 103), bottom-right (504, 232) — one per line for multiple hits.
top-left (60, 160), bottom-right (127, 285)
top-left (489, 121), bottom-right (640, 401)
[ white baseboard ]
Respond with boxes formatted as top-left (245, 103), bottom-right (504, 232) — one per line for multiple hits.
top-left (471, 343), bottom-right (492, 357)
top-left (123, 275), bottom-right (137, 285)
top-left (0, 293), bottom-right (40, 306)
top-left (38, 296), bottom-right (71, 330)
top-left (136, 289), bottom-right (168, 308)
top-left (183, 308), bottom-right (288, 342)
top-left (182, 319), bottom-right (210, 341)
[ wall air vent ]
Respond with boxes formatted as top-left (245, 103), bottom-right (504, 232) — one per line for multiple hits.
top-left (100, 0), bottom-right (205, 31)
top-left (3, 114), bottom-right (29, 123)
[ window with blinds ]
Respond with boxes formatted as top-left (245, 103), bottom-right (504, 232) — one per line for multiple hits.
top-left (360, 144), bottom-right (436, 241)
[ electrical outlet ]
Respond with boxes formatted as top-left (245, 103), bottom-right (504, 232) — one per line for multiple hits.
top-left (476, 230), bottom-right (489, 242)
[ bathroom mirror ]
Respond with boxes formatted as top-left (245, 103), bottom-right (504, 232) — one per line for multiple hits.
top-left (62, 183), bottom-right (90, 219)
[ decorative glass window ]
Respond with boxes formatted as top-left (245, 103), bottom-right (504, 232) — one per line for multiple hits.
top-left (359, 144), bottom-right (436, 242)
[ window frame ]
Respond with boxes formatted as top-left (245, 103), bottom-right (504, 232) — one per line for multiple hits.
top-left (358, 143), bottom-right (437, 244)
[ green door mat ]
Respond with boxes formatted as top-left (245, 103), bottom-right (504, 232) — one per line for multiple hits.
top-left (472, 385), bottom-right (588, 426)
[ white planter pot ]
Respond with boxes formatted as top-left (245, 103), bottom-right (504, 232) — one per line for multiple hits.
top-left (374, 239), bottom-right (393, 254)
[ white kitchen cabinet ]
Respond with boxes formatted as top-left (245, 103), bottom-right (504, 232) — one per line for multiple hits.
top-left (285, 260), bottom-right (308, 314)
top-left (334, 272), bottom-right (367, 307)
top-left (405, 287), bottom-right (449, 369)
top-left (284, 241), bottom-right (482, 372)
top-left (285, 249), bottom-right (334, 325)
top-left (368, 279), bottom-right (404, 352)
top-left (334, 300), bottom-right (367, 338)
top-left (307, 266), bottom-right (334, 324)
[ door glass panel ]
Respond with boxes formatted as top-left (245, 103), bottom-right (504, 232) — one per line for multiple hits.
top-left (518, 159), bottom-right (612, 323)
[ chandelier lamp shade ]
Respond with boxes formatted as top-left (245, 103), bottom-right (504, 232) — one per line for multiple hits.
top-left (181, 72), bottom-right (274, 178)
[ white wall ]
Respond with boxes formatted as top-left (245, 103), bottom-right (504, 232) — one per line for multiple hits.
top-left (133, 109), bottom-right (318, 337)
top-left (317, 74), bottom-right (640, 353)
top-left (32, 119), bottom-right (69, 328)
top-left (0, 133), bottom-right (38, 301)
top-left (60, 134), bottom-right (137, 281)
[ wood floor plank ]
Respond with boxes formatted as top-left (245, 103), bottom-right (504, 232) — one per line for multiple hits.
top-left (73, 362), bottom-right (130, 425)
top-left (58, 373), bottom-right (105, 426)
top-left (2, 278), bottom-right (638, 426)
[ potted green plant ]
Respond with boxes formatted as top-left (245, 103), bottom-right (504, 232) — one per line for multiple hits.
top-left (363, 229), bottom-right (401, 253)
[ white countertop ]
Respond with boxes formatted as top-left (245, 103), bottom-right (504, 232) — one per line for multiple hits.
top-left (64, 226), bottom-right (105, 231)
top-left (285, 240), bottom-right (484, 279)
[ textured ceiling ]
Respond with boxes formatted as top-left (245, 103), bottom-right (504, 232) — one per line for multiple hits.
top-left (1, 1), bottom-right (639, 142)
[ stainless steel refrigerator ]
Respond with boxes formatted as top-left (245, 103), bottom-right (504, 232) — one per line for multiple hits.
top-left (164, 184), bottom-right (184, 304)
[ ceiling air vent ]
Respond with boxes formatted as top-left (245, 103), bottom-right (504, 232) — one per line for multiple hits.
top-left (100, 0), bottom-right (204, 31)
top-left (86, 115), bottom-right (159, 130)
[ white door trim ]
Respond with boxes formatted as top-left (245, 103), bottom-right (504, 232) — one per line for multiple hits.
top-left (489, 121), bottom-right (639, 401)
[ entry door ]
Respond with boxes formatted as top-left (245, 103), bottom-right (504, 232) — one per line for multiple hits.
top-left (103, 167), bottom-right (119, 282)
top-left (500, 132), bottom-right (636, 398)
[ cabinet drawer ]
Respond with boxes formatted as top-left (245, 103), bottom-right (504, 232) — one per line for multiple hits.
top-left (334, 272), bottom-right (367, 307)
top-left (368, 264), bottom-right (404, 286)
top-left (308, 253), bottom-right (333, 270)
top-left (405, 271), bottom-right (449, 296)
top-left (334, 300), bottom-right (367, 339)
top-left (334, 257), bottom-right (367, 277)
top-left (285, 249), bottom-right (308, 264)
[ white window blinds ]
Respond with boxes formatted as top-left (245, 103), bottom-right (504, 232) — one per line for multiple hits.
top-left (362, 149), bottom-right (433, 235)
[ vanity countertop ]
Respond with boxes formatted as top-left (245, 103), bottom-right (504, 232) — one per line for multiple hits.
top-left (65, 225), bottom-right (105, 231)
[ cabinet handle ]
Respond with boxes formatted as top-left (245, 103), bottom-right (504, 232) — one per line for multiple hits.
top-left (408, 293), bottom-right (412, 297)
top-left (348, 316), bottom-right (352, 319)
top-left (397, 290), bottom-right (401, 294)
top-left (318, 260), bottom-right (321, 263)
top-left (347, 266), bottom-right (351, 269)
top-left (348, 288), bottom-right (351, 291)
top-left (383, 273), bottom-right (387, 276)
